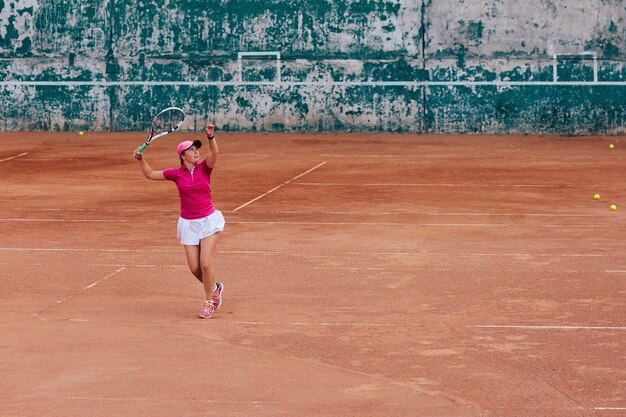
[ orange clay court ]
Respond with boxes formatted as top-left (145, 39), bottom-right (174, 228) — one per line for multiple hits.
top-left (0, 131), bottom-right (625, 417)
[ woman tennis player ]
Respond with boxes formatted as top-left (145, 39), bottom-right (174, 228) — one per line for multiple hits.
top-left (133, 120), bottom-right (224, 319)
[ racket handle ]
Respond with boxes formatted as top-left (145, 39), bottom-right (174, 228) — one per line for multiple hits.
top-left (134, 143), bottom-right (148, 159)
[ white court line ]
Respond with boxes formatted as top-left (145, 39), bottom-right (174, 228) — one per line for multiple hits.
top-left (243, 210), bottom-right (601, 218)
top-left (428, 212), bottom-right (602, 218)
top-left (477, 325), bottom-right (626, 330)
top-left (0, 218), bottom-right (619, 228)
top-left (315, 267), bottom-right (388, 271)
top-left (291, 322), bottom-right (415, 327)
top-left (18, 262), bottom-right (626, 274)
top-left (319, 153), bottom-right (619, 160)
top-left (19, 158), bottom-right (80, 161)
top-left (5, 208), bottom-right (174, 213)
top-left (19, 263), bottom-right (626, 274)
top-left (68, 266), bottom-right (125, 295)
top-left (31, 267), bottom-right (125, 316)
top-left (0, 152), bottom-right (28, 163)
top-left (0, 247), bottom-right (288, 255)
top-left (65, 396), bottom-right (281, 405)
top-left (0, 247), bottom-right (609, 258)
top-left (2, 207), bottom-right (604, 218)
top-left (42, 318), bottom-right (626, 332)
top-left (313, 267), bottom-right (626, 273)
top-left (233, 161), bottom-right (327, 211)
top-left (0, 395), bottom-right (282, 405)
top-left (294, 182), bottom-right (574, 188)
top-left (91, 263), bottom-right (186, 268)
top-left (229, 221), bottom-right (618, 228)
top-left (391, 161), bottom-right (602, 166)
top-left (0, 218), bottom-right (132, 222)
top-left (230, 221), bottom-right (511, 226)
top-left (595, 407), bottom-right (626, 411)
top-left (41, 318), bottom-right (404, 327)
top-left (0, 247), bottom-right (179, 253)
top-left (83, 269), bottom-right (124, 289)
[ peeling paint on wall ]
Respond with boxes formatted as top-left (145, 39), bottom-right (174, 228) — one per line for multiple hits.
top-left (0, 0), bottom-right (624, 134)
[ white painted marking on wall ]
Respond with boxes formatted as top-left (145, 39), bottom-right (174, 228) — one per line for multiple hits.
top-left (237, 51), bottom-right (281, 84)
top-left (553, 51), bottom-right (598, 83)
top-left (0, 152), bottom-right (28, 163)
top-left (233, 161), bottom-right (326, 211)
top-left (2, 81), bottom-right (626, 87)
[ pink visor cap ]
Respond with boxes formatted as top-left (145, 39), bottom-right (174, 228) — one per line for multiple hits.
top-left (177, 140), bottom-right (202, 157)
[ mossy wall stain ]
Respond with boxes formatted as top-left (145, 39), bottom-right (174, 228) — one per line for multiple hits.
top-left (0, 0), bottom-right (624, 134)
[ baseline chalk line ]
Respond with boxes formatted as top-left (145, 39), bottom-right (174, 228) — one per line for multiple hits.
top-left (294, 182), bottom-right (574, 188)
top-left (477, 325), bottom-right (626, 330)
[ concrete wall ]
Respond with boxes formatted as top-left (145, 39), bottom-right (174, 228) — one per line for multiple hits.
top-left (0, 0), bottom-right (624, 133)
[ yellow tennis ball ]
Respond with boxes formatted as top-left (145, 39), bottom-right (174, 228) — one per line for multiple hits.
top-left (609, 144), bottom-right (615, 149)
top-left (79, 131), bottom-right (84, 136)
top-left (610, 204), bottom-right (617, 211)
top-left (593, 194), bottom-right (600, 200)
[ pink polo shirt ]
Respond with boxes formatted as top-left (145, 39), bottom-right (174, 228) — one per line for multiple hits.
top-left (163, 159), bottom-right (216, 220)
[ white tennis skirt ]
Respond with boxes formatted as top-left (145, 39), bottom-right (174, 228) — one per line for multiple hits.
top-left (176, 210), bottom-right (225, 245)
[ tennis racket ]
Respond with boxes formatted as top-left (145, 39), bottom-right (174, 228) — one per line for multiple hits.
top-left (134, 107), bottom-right (185, 157)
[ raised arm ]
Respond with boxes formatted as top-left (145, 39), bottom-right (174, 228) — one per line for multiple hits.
top-left (133, 148), bottom-right (166, 181)
top-left (204, 120), bottom-right (218, 168)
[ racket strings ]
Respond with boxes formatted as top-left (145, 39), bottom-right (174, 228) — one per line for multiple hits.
top-left (153, 108), bottom-right (185, 133)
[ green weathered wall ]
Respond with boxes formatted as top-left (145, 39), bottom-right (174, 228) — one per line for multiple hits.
top-left (0, 0), bottom-right (624, 133)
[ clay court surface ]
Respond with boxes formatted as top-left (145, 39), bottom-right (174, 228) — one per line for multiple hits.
top-left (1, 131), bottom-right (625, 416)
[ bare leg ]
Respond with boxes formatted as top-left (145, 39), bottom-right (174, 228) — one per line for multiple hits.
top-left (199, 232), bottom-right (221, 300)
top-left (183, 245), bottom-right (203, 283)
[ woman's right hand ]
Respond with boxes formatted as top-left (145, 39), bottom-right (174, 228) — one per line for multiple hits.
top-left (133, 148), bottom-right (143, 160)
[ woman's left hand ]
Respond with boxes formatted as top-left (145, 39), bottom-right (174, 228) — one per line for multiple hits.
top-left (206, 120), bottom-right (216, 138)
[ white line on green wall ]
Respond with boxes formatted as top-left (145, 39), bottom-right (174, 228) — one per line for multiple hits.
top-left (1, 81), bottom-right (626, 87)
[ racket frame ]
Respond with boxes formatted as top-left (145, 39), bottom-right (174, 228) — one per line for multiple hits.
top-left (137, 106), bottom-right (185, 153)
